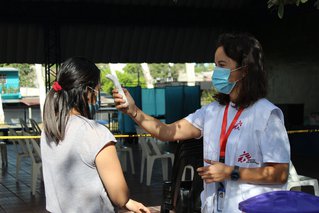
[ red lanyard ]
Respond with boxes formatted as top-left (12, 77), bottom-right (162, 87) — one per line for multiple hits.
top-left (219, 104), bottom-right (244, 158)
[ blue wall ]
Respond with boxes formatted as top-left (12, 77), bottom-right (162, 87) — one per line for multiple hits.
top-left (142, 88), bottom-right (165, 117)
top-left (118, 86), bottom-right (142, 133)
top-left (165, 85), bottom-right (201, 123)
top-left (118, 85), bottom-right (201, 133)
top-left (0, 69), bottom-right (21, 99)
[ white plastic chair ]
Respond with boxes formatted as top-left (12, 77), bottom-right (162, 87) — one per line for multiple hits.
top-left (135, 126), bottom-right (174, 186)
top-left (116, 139), bottom-right (135, 174)
top-left (181, 165), bottom-right (194, 181)
top-left (0, 141), bottom-right (7, 168)
top-left (23, 132), bottom-right (42, 196)
top-left (288, 161), bottom-right (319, 196)
top-left (9, 128), bottom-right (31, 182)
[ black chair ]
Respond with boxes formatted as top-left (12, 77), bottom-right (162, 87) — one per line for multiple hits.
top-left (19, 118), bottom-right (31, 133)
top-left (161, 138), bottom-right (203, 213)
top-left (29, 118), bottom-right (42, 135)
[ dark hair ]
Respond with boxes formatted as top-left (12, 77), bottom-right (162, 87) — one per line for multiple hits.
top-left (214, 33), bottom-right (267, 108)
top-left (43, 57), bottom-right (100, 143)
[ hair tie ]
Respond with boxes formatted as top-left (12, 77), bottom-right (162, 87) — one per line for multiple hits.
top-left (52, 81), bottom-right (62, 92)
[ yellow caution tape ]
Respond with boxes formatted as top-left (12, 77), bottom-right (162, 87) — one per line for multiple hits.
top-left (0, 134), bottom-right (152, 140)
top-left (113, 134), bottom-right (152, 138)
top-left (1, 130), bottom-right (318, 140)
top-left (287, 129), bottom-right (319, 134)
top-left (0, 135), bottom-right (41, 139)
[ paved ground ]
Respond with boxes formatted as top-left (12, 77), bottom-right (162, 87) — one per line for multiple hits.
top-left (1, 135), bottom-right (318, 213)
top-left (0, 140), bottom-right (175, 213)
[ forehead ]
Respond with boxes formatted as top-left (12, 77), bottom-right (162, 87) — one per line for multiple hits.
top-left (214, 46), bottom-right (236, 65)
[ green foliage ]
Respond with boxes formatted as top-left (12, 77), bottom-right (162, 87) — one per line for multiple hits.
top-left (1, 86), bottom-right (19, 94)
top-left (123, 64), bottom-right (143, 75)
top-left (122, 64), bottom-right (146, 87)
top-left (149, 63), bottom-right (169, 79)
top-left (195, 64), bottom-right (206, 73)
top-left (195, 63), bottom-right (214, 73)
top-left (201, 88), bottom-right (216, 105)
top-left (170, 64), bottom-right (185, 77)
top-left (0, 63), bottom-right (36, 87)
top-left (98, 65), bottom-right (112, 93)
top-left (149, 63), bottom-right (180, 81)
top-left (118, 73), bottom-right (146, 88)
top-left (267, 0), bottom-right (318, 18)
top-left (100, 63), bottom-right (147, 94)
top-left (101, 63), bottom-right (186, 88)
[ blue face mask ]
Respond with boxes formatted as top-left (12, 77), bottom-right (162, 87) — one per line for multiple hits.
top-left (211, 66), bottom-right (242, 94)
top-left (88, 87), bottom-right (100, 115)
top-left (89, 100), bottom-right (100, 113)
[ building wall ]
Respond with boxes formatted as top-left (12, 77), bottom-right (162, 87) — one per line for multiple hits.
top-left (267, 58), bottom-right (319, 119)
top-left (254, 15), bottom-right (319, 126)
top-left (4, 107), bottom-right (41, 125)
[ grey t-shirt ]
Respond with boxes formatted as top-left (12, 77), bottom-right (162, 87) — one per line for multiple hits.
top-left (41, 115), bottom-right (117, 213)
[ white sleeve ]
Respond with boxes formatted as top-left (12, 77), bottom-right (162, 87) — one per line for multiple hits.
top-left (184, 106), bottom-right (206, 132)
top-left (260, 110), bottom-right (290, 163)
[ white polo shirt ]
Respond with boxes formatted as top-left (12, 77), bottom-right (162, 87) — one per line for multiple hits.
top-left (185, 98), bottom-right (290, 213)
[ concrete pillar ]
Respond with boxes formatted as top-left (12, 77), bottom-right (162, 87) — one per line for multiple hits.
top-left (141, 63), bottom-right (154, 88)
top-left (185, 63), bottom-right (196, 86)
top-left (35, 64), bottom-right (45, 121)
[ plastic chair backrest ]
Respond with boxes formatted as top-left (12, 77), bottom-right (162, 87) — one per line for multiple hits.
top-left (135, 126), bottom-right (161, 156)
top-left (289, 161), bottom-right (300, 182)
top-left (147, 139), bottom-right (163, 155)
top-left (9, 128), bottom-right (29, 155)
top-left (22, 132), bottom-right (41, 162)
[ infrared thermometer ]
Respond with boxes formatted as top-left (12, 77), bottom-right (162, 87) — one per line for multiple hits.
top-left (106, 74), bottom-right (129, 107)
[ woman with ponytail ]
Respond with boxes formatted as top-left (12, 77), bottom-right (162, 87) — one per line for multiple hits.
top-left (41, 57), bottom-right (149, 213)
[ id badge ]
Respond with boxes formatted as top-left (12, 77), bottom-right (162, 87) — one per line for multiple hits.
top-left (217, 184), bottom-right (225, 212)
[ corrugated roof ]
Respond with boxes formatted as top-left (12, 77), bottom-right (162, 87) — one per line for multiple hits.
top-left (0, 0), bottom-right (317, 63)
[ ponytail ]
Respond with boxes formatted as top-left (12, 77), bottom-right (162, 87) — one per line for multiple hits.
top-left (43, 87), bottom-right (70, 143)
top-left (43, 57), bottom-right (100, 143)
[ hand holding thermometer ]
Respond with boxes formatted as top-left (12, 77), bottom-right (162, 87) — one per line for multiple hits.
top-left (106, 74), bottom-right (129, 107)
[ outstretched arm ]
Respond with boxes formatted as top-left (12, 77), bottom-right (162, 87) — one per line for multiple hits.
top-left (113, 88), bottom-right (201, 141)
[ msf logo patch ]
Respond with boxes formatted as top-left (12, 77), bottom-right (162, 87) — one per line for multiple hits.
top-left (238, 151), bottom-right (259, 164)
top-left (233, 120), bottom-right (243, 130)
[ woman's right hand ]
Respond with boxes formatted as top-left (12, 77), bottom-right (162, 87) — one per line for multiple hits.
top-left (112, 88), bottom-right (137, 117)
top-left (124, 199), bottom-right (150, 213)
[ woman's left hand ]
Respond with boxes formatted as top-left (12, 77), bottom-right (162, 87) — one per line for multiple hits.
top-left (196, 160), bottom-right (233, 183)
top-left (124, 199), bottom-right (150, 213)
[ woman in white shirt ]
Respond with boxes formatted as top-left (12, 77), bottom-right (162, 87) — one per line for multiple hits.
top-left (113, 33), bottom-right (290, 213)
